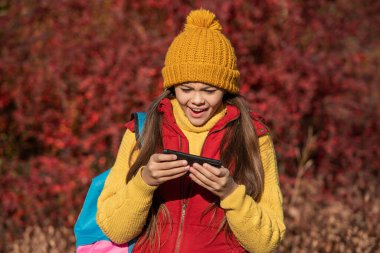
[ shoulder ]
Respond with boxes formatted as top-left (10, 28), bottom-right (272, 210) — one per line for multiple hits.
top-left (249, 111), bottom-right (269, 137)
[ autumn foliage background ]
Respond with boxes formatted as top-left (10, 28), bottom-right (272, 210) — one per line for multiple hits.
top-left (1, 0), bottom-right (379, 252)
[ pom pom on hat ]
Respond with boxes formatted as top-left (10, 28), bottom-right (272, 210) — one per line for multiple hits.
top-left (185, 9), bottom-right (222, 31)
top-left (162, 9), bottom-right (240, 94)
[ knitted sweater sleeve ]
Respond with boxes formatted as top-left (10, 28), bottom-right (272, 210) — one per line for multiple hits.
top-left (220, 134), bottom-right (286, 253)
top-left (96, 129), bottom-right (157, 244)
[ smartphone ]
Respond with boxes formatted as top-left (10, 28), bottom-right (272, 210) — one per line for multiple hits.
top-left (163, 149), bottom-right (222, 168)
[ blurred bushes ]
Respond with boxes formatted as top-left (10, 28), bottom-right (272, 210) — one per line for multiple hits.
top-left (278, 176), bottom-right (380, 252)
top-left (9, 226), bottom-right (75, 253)
top-left (1, 0), bottom-right (379, 252)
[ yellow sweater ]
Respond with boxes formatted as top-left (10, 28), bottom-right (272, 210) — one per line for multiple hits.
top-left (96, 99), bottom-right (286, 253)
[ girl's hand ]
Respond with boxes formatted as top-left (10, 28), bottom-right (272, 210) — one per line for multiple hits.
top-left (141, 153), bottom-right (189, 186)
top-left (189, 163), bottom-right (238, 200)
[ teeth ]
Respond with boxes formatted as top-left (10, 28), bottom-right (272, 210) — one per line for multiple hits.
top-left (192, 108), bottom-right (204, 112)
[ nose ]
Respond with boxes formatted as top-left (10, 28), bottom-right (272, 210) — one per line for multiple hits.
top-left (191, 91), bottom-right (205, 105)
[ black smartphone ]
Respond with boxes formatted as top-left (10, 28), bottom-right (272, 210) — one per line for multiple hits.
top-left (163, 149), bottom-right (222, 168)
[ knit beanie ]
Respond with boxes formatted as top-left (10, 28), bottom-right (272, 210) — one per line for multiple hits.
top-left (162, 9), bottom-right (240, 94)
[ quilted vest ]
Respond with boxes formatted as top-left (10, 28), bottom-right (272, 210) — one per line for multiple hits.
top-left (130, 98), bottom-right (268, 253)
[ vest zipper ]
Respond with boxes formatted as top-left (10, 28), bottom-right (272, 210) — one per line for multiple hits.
top-left (171, 115), bottom-right (238, 252)
top-left (175, 202), bottom-right (187, 253)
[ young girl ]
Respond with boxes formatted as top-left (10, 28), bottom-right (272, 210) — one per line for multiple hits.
top-left (96, 9), bottom-right (285, 253)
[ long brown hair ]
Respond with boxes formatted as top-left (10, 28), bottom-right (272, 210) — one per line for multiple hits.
top-left (126, 89), bottom-right (264, 250)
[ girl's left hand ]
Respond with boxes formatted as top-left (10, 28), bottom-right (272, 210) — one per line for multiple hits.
top-left (189, 163), bottom-right (238, 200)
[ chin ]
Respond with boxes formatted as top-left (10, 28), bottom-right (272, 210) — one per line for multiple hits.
top-left (190, 121), bottom-right (203, 126)
top-left (188, 118), bottom-right (207, 126)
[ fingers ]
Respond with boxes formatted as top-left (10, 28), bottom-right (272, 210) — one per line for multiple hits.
top-left (150, 165), bottom-right (190, 179)
top-left (188, 172), bottom-right (214, 192)
top-left (142, 153), bottom-right (189, 186)
top-left (151, 154), bottom-right (188, 169)
top-left (189, 163), bottom-right (234, 198)
top-left (142, 164), bottom-right (189, 186)
top-left (189, 163), bottom-right (221, 188)
top-left (154, 169), bottom-right (189, 184)
top-left (191, 163), bottom-right (227, 180)
top-left (151, 153), bottom-right (177, 162)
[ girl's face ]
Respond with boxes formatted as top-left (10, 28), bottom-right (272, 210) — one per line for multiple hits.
top-left (174, 82), bottom-right (224, 126)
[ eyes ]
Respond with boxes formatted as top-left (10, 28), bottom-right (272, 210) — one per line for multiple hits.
top-left (180, 87), bottom-right (217, 94)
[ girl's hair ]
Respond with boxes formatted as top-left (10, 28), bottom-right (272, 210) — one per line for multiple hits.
top-left (126, 89), bottom-right (264, 251)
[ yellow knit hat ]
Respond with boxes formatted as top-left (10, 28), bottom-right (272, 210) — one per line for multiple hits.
top-left (162, 9), bottom-right (240, 94)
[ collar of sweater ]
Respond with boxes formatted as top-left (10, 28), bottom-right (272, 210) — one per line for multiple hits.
top-left (170, 98), bottom-right (226, 133)
top-left (158, 98), bottom-right (240, 134)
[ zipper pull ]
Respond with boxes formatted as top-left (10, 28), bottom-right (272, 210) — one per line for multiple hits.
top-left (181, 203), bottom-right (187, 217)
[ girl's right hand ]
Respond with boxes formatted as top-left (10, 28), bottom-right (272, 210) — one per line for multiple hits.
top-left (141, 153), bottom-right (189, 186)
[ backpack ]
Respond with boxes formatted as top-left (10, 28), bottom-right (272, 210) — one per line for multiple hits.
top-left (74, 112), bottom-right (146, 253)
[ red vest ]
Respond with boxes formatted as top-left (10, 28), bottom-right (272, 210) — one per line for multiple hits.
top-left (128, 98), bottom-right (268, 253)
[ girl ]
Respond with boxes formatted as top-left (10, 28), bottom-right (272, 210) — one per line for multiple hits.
top-left (96, 9), bottom-right (285, 253)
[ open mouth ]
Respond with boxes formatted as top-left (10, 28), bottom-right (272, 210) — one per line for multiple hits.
top-left (189, 107), bottom-right (208, 117)
top-left (191, 108), bottom-right (206, 112)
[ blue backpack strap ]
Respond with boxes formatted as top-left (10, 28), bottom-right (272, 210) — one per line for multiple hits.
top-left (74, 112), bottom-right (146, 249)
top-left (131, 112), bottom-right (146, 140)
